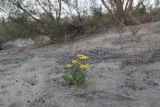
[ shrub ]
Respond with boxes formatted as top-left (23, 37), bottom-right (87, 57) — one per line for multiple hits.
top-left (86, 7), bottom-right (111, 32)
top-left (0, 16), bottom-right (38, 48)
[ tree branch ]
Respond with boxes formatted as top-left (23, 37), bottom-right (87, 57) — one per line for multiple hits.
top-left (101, 0), bottom-right (112, 14)
top-left (10, 0), bottom-right (39, 22)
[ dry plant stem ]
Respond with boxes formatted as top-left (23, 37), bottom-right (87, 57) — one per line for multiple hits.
top-left (83, 51), bottom-right (105, 58)
top-left (66, 89), bottom-right (134, 100)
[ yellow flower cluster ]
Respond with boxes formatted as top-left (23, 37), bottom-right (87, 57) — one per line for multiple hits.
top-left (66, 53), bottom-right (90, 70)
top-left (77, 54), bottom-right (90, 60)
top-left (66, 64), bottom-right (73, 68)
top-left (72, 60), bottom-right (79, 64)
top-left (80, 64), bottom-right (90, 70)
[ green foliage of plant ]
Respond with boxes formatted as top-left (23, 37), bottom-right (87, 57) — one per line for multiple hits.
top-left (0, 16), bottom-right (37, 39)
top-left (62, 53), bottom-right (91, 86)
top-left (63, 71), bottom-right (86, 85)
top-left (47, 21), bottom-right (74, 41)
top-left (91, 7), bottom-right (105, 26)
top-left (86, 7), bottom-right (111, 31)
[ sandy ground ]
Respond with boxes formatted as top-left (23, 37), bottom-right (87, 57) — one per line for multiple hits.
top-left (0, 22), bottom-right (160, 107)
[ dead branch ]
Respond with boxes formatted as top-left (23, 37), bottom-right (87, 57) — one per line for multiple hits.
top-left (66, 89), bottom-right (134, 100)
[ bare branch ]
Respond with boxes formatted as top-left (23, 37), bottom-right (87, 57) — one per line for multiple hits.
top-left (10, 0), bottom-right (39, 21)
top-left (101, 0), bottom-right (112, 14)
top-left (34, 0), bottom-right (48, 13)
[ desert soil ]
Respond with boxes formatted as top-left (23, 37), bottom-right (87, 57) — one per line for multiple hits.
top-left (0, 22), bottom-right (160, 107)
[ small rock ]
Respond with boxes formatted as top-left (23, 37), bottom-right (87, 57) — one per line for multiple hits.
top-left (23, 75), bottom-right (38, 86)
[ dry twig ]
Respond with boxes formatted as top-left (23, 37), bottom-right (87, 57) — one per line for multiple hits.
top-left (66, 89), bottom-right (134, 100)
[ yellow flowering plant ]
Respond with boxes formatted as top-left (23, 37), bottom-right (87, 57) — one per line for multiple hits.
top-left (66, 64), bottom-right (73, 68)
top-left (62, 52), bottom-right (91, 85)
top-left (72, 60), bottom-right (79, 64)
top-left (80, 64), bottom-right (90, 70)
top-left (77, 54), bottom-right (90, 60)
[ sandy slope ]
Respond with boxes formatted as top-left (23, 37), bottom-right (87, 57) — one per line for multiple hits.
top-left (0, 22), bottom-right (160, 107)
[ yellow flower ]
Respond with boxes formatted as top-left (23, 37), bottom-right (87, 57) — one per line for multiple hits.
top-left (77, 54), bottom-right (84, 58)
top-left (72, 50), bottom-right (77, 53)
top-left (77, 54), bottom-right (89, 60)
top-left (72, 60), bottom-right (79, 64)
top-left (66, 64), bottom-right (73, 68)
top-left (79, 55), bottom-right (89, 60)
top-left (80, 64), bottom-right (90, 70)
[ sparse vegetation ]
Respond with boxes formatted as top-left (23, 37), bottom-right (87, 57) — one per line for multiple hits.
top-left (0, 0), bottom-right (160, 50)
